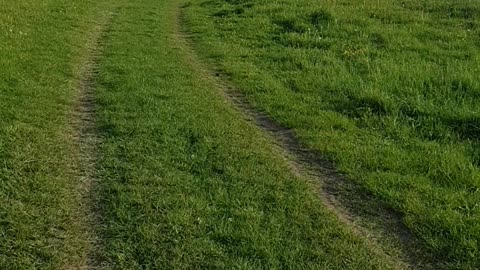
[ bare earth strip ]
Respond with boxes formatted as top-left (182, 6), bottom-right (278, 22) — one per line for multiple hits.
top-left (172, 3), bottom-right (439, 270)
top-left (68, 9), bottom-right (116, 270)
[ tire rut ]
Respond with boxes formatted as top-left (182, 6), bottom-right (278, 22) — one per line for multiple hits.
top-left (172, 2), bottom-right (441, 270)
top-left (69, 9), bottom-right (116, 270)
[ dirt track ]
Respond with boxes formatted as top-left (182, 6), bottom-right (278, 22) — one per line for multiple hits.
top-left (70, 9), bottom-right (116, 270)
top-left (171, 3), bottom-right (439, 270)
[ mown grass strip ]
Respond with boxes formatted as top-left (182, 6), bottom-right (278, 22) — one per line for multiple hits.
top-left (94, 0), bottom-right (403, 268)
top-left (182, 0), bottom-right (480, 268)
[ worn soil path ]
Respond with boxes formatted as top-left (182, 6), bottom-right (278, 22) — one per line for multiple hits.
top-left (69, 8), bottom-right (116, 270)
top-left (171, 2), bottom-right (440, 270)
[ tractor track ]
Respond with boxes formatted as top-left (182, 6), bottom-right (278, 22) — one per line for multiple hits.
top-left (69, 9), bottom-right (116, 270)
top-left (172, 2), bottom-right (440, 269)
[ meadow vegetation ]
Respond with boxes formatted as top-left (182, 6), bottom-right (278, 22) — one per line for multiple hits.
top-left (2, 0), bottom-right (478, 268)
top-left (0, 0), bottom-right (411, 268)
top-left (93, 0), bottom-right (400, 268)
top-left (0, 0), bottom-right (111, 268)
top-left (183, 0), bottom-right (480, 268)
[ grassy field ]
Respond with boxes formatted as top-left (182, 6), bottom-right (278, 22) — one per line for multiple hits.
top-left (93, 0), bottom-right (401, 268)
top-left (183, 0), bottom-right (480, 268)
top-left (0, 0), bottom-right (419, 269)
top-left (0, 0), bottom-right (112, 268)
top-left (2, 0), bottom-right (478, 268)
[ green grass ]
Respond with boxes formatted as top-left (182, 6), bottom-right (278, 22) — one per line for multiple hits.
top-left (1, 0), bottom-right (411, 269)
top-left (4, 0), bottom-right (478, 268)
top-left (183, 0), bottom-right (480, 268)
top-left (0, 0), bottom-right (112, 268)
top-left (94, 0), bottom-right (400, 268)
